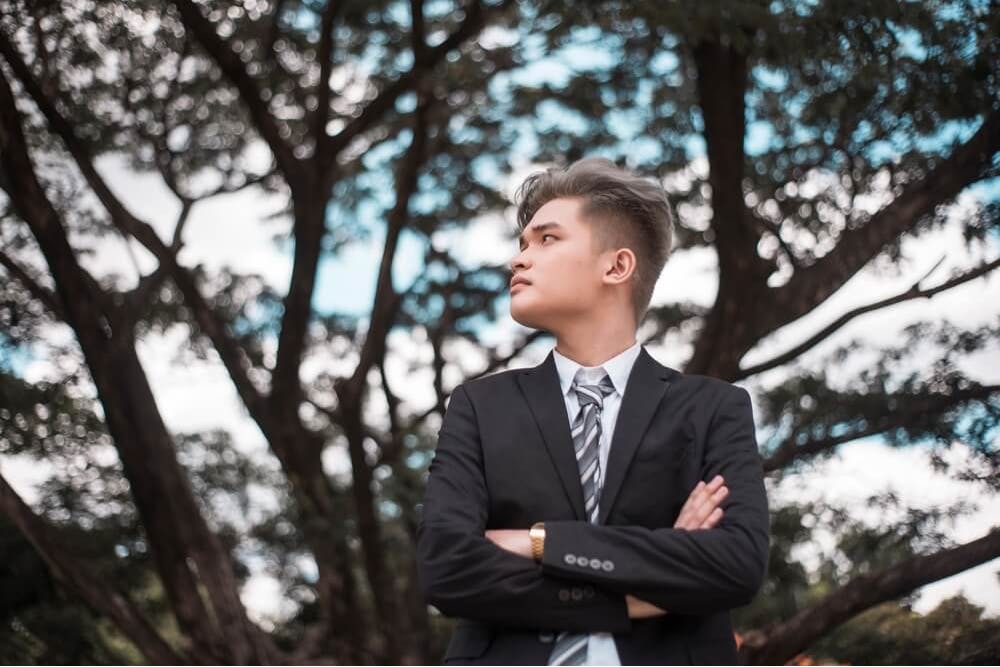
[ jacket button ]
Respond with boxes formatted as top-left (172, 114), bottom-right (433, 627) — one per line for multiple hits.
top-left (577, 555), bottom-right (589, 567)
top-left (571, 586), bottom-right (584, 600)
top-left (558, 588), bottom-right (570, 602)
top-left (601, 559), bottom-right (614, 572)
top-left (589, 558), bottom-right (601, 569)
top-left (539, 630), bottom-right (555, 643)
top-left (584, 585), bottom-right (595, 598)
top-left (564, 553), bottom-right (576, 565)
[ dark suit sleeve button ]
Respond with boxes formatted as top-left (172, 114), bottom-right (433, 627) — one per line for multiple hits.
top-left (558, 588), bottom-right (570, 602)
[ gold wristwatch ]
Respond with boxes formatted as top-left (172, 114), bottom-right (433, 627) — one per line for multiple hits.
top-left (529, 521), bottom-right (546, 562)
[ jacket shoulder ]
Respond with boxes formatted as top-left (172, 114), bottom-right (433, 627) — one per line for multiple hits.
top-left (671, 372), bottom-right (751, 405)
top-left (454, 365), bottom-right (526, 399)
top-left (451, 368), bottom-right (531, 402)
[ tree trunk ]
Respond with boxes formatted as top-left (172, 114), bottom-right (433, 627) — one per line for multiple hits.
top-left (687, 33), bottom-right (773, 379)
top-left (0, 64), bottom-right (275, 665)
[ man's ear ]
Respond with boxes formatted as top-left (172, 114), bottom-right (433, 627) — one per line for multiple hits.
top-left (603, 247), bottom-right (637, 286)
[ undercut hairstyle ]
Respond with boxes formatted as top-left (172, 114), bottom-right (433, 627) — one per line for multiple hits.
top-left (513, 157), bottom-right (675, 326)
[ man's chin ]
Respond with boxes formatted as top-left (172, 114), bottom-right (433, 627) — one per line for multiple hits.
top-left (510, 305), bottom-right (548, 331)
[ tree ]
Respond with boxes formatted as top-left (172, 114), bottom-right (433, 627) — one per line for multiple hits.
top-left (814, 594), bottom-right (1000, 665)
top-left (0, 0), bottom-right (997, 664)
top-left (734, 496), bottom-right (1000, 664)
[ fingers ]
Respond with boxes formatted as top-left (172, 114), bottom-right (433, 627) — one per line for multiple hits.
top-left (700, 506), bottom-right (724, 530)
top-left (691, 475), bottom-right (725, 515)
top-left (673, 475), bottom-right (728, 530)
top-left (694, 481), bottom-right (728, 528)
top-left (677, 477), bottom-right (719, 525)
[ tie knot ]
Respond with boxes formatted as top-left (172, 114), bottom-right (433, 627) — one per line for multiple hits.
top-left (572, 369), bottom-right (615, 409)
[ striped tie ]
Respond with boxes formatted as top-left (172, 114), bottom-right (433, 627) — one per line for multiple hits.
top-left (547, 369), bottom-right (615, 666)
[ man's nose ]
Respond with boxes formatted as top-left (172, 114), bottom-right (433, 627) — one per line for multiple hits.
top-left (510, 251), bottom-right (529, 273)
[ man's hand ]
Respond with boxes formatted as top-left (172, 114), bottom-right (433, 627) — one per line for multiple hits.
top-left (673, 474), bottom-right (728, 530)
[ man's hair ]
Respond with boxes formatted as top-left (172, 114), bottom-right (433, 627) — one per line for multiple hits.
top-left (513, 157), bottom-right (674, 326)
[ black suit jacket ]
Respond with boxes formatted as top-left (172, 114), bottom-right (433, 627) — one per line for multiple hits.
top-left (416, 345), bottom-right (769, 665)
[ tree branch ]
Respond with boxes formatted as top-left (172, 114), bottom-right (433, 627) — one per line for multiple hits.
top-left (327, 81), bottom-right (436, 664)
top-left (170, 0), bottom-right (301, 180)
top-left (304, 394), bottom-right (388, 450)
top-left (375, 359), bottom-right (405, 464)
top-left (0, 473), bottom-right (189, 665)
top-left (310, 0), bottom-right (343, 168)
top-left (749, 208), bottom-right (801, 272)
top-left (322, 0), bottom-right (516, 171)
top-left (409, 0), bottom-right (428, 64)
top-left (170, 198), bottom-right (193, 252)
top-left (0, 249), bottom-right (64, 318)
top-left (770, 109), bottom-right (1000, 331)
top-left (403, 329), bottom-right (547, 432)
top-left (738, 256), bottom-right (1000, 380)
top-left (740, 528), bottom-right (1000, 665)
top-left (763, 384), bottom-right (1000, 473)
top-left (343, 88), bottom-right (433, 400)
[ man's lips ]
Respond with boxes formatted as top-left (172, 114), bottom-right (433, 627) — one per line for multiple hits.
top-left (510, 276), bottom-right (531, 290)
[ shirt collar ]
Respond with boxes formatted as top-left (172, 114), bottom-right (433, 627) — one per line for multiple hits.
top-left (552, 340), bottom-right (643, 397)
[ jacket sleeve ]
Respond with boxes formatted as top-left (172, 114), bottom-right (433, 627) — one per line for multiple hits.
top-left (416, 384), bottom-right (631, 633)
top-left (539, 385), bottom-right (770, 615)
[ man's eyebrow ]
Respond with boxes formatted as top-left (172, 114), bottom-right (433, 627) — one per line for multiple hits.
top-left (518, 221), bottom-right (563, 246)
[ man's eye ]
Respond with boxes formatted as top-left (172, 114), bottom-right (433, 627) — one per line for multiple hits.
top-left (542, 234), bottom-right (555, 242)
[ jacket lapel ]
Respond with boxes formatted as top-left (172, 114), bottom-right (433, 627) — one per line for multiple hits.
top-left (598, 346), bottom-right (678, 524)
top-left (515, 346), bottom-right (680, 524)
top-left (516, 351), bottom-right (587, 521)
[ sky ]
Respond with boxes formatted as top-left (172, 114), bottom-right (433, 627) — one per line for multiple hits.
top-left (1, 16), bottom-right (999, 631)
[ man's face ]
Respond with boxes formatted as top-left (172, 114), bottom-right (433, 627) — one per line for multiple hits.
top-left (509, 197), bottom-right (605, 330)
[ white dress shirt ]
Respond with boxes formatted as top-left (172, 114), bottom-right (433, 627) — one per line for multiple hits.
top-left (551, 339), bottom-right (643, 666)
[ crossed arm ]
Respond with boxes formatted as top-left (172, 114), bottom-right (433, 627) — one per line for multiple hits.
top-left (484, 474), bottom-right (731, 618)
top-left (415, 383), bottom-right (769, 632)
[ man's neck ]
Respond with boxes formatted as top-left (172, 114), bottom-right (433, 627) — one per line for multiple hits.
top-left (554, 320), bottom-right (638, 368)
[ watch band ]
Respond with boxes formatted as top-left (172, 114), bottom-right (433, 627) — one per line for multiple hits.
top-left (530, 521), bottom-right (546, 562)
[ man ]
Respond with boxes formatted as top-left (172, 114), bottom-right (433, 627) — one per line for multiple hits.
top-left (416, 157), bottom-right (769, 665)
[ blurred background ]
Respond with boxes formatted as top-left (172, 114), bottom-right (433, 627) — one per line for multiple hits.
top-left (0, 0), bottom-right (998, 664)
